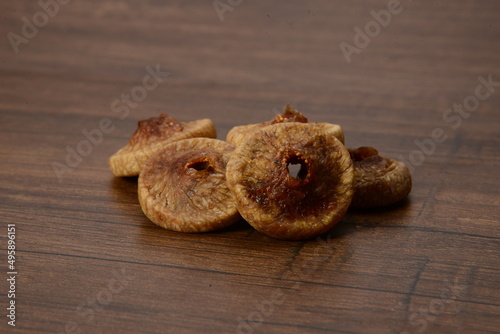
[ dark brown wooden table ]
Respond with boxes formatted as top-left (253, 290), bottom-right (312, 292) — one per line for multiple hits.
top-left (1, 1), bottom-right (499, 333)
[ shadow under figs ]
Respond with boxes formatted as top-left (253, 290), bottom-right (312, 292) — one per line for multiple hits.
top-left (343, 197), bottom-right (413, 229)
top-left (108, 175), bottom-right (144, 216)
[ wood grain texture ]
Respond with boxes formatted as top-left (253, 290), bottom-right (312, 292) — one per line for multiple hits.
top-left (0, 1), bottom-right (499, 333)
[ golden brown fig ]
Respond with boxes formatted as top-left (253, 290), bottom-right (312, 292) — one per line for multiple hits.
top-left (226, 104), bottom-right (344, 146)
top-left (227, 122), bottom-right (354, 240)
top-left (349, 147), bottom-right (412, 209)
top-left (138, 138), bottom-right (240, 232)
top-left (108, 113), bottom-right (216, 177)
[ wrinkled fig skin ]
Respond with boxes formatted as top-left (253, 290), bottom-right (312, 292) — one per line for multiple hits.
top-left (226, 104), bottom-right (344, 146)
top-left (349, 147), bottom-right (412, 209)
top-left (128, 113), bottom-right (183, 148)
top-left (226, 104), bottom-right (307, 146)
top-left (108, 113), bottom-right (216, 177)
top-left (227, 123), bottom-right (354, 240)
top-left (138, 138), bottom-right (241, 232)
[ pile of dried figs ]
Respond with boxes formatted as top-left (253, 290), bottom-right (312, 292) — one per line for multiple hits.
top-left (109, 105), bottom-right (411, 240)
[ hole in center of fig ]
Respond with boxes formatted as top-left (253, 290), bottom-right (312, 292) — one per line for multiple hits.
top-left (187, 159), bottom-right (210, 171)
top-left (287, 156), bottom-right (308, 180)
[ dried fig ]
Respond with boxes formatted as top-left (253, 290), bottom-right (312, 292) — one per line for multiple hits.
top-left (138, 138), bottom-right (240, 232)
top-left (349, 147), bottom-right (412, 209)
top-left (226, 104), bottom-right (344, 146)
top-left (227, 122), bottom-right (354, 240)
top-left (108, 113), bottom-right (216, 177)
